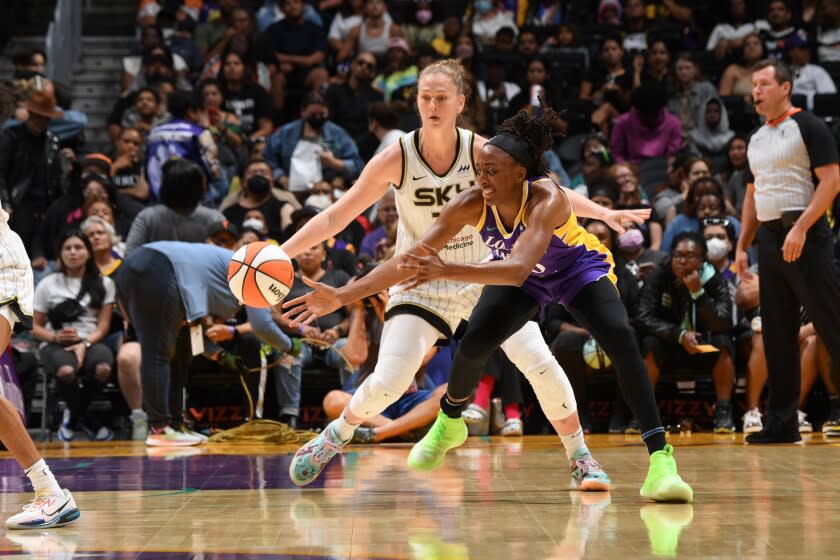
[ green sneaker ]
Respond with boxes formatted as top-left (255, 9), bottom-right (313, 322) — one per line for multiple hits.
top-left (640, 444), bottom-right (694, 503)
top-left (640, 504), bottom-right (694, 557)
top-left (407, 411), bottom-right (468, 472)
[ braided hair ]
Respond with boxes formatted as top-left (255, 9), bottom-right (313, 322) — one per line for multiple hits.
top-left (493, 105), bottom-right (564, 179)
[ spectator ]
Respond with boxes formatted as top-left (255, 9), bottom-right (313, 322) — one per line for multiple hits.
top-left (202, 6), bottom-right (255, 65)
top-left (125, 159), bottom-right (225, 255)
top-left (167, 8), bottom-right (204, 78)
top-left (32, 230), bottom-right (116, 442)
top-left (706, 0), bottom-right (769, 61)
top-left (11, 47), bottom-right (47, 79)
top-left (402, 0), bottom-right (443, 50)
top-left (717, 135), bottom-right (750, 215)
top-left (340, 0), bottom-right (401, 61)
top-left (273, 241), bottom-right (352, 426)
top-left (194, 0), bottom-right (241, 59)
top-left (622, 0), bottom-right (650, 52)
top-left (359, 189), bottom-right (397, 259)
top-left (505, 58), bottom-right (559, 118)
top-left (478, 55), bottom-right (521, 133)
top-left (198, 78), bottom-right (246, 178)
top-left (265, 0), bottom-right (328, 113)
top-left (328, 0), bottom-right (365, 59)
top-left (119, 87), bottom-right (170, 139)
top-left (115, 240), bottom-right (297, 446)
top-left (633, 38), bottom-right (672, 89)
top-left (493, 26), bottom-right (517, 55)
top-left (0, 84), bottom-right (63, 259)
top-left (668, 53), bottom-right (717, 136)
top-left (662, 179), bottom-right (742, 249)
top-left (462, 350), bottom-right (525, 436)
top-left (471, 0), bottom-right (517, 48)
top-left (719, 32), bottom-right (767, 98)
top-left (788, 35), bottom-right (838, 109)
top-left (145, 91), bottom-right (222, 202)
top-left (653, 154), bottom-right (710, 224)
top-left (326, 52), bottom-right (383, 141)
top-left (759, 0), bottom-right (808, 60)
top-left (122, 27), bottom-right (190, 93)
top-left (110, 127), bottom-right (150, 203)
top-left (322, 289), bottom-right (448, 443)
top-left (218, 51), bottom-right (275, 141)
top-left (817, 0), bottom-right (840, 63)
top-left (610, 84), bottom-right (683, 164)
top-left (368, 102), bottom-right (405, 156)
top-left (637, 231), bottom-right (737, 432)
top-left (687, 95), bottom-right (735, 158)
top-left (373, 37), bottom-right (418, 103)
top-left (221, 157), bottom-right (295, 240)
top-left (200, 29), bottom-right (276, 93)
top-left (581, 36), bottom-right (634, 138)
top-left (262, 91), bottom-right (364, 194)
top-left (612, 162), bottom-right (664, 250)
top-left (431, 16), bottom-right (463, 57)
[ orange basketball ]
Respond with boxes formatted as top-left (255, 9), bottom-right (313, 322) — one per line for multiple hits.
top-left (227, 242), bottom-right (295, 308)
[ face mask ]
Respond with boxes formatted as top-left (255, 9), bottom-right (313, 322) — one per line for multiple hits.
top-left (706, 237), bottom-right (730, 261)
top-left (246, 175), bottom-right (271, 195)
top-left (333, 188), bottom-right (345, 200)
top-left (305, 194), bottom-right (333, 211)
top-left (474, 0), bottom-right (493, 14)
top-left (416, 9), bottom-right (433, 24)
top-left (242, 217), bottom-right (265, 231)
top-left (306, 114), bottom-right (327, 130)
top-left (454, 43), bottom-right (474, 59)
top-left (617, 229), bottom-right (644, 253)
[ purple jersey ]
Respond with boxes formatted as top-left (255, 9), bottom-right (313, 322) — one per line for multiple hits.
top-left (476, 177), bottom-right (616, 307)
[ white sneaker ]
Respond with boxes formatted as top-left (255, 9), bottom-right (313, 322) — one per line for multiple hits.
top-left (145, 426), bottom-right (203, 447)
top-left (131, 411), bottom-right (149, 441)
top-left (181, 426), bottom-right (209, 443)
top-left (742, 408), bottom-right (763, 434)
top-left (797, 410), bottom-right (813, 433)
top-left (499, 418), bottom-right (524, 437)
top-left (5, 489), bottom-right (80, 529)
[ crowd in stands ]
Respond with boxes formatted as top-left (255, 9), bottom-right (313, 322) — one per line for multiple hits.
top-left (2, 0), bottom-right (840, 443)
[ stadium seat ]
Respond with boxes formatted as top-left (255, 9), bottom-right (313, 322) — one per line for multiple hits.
top-left (813, 93), bottom-right (840, 119)
top-left (557, 133), bottom-right (589, 166)
top-left (791, 93), bottom-right (808, 109)
top-left (638, 157), bottom-right (669, 200)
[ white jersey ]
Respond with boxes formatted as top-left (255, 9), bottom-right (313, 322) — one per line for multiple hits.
top-left (388, 127), bottom-right (489, 334)
top-left (0, 201), bottom-right (34, 329)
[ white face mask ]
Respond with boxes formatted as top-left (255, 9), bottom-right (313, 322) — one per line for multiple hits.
top-left (305, 194), bottom-right (333, 211)
top-left (705, 237), bottom-right (730, 261)
top-left (242, 217), bottom-right (265, 232)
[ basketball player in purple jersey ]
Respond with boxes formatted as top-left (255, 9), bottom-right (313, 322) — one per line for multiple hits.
top-left (288, 107), bottom-right (693, 502)
top-left (0, 84), bottom-right (80, 528)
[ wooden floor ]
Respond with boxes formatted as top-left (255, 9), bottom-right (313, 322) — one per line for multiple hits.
top-left (0, 433), bottom-right (837, 559)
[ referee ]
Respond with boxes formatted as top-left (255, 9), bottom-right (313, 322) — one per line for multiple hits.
top-left (735, 59), bottom-right (840, 443)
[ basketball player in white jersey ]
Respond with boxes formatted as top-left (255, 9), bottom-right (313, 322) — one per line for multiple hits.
top-left (283, 60), bottom-right (647, 489)
top-left (0, 84), bottom-right (80, 528)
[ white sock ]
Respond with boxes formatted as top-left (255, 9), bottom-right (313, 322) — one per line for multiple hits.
top-left (331, 414), bottom-right (359, 442)
top-left (131, 409), bottom-right (147, 421)
top-left (560, 428), bottom-right (588, 460)
top-left (24, 459), bottom-right (63, 497)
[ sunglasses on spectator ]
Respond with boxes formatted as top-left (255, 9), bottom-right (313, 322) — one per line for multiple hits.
top-left (702, 217), bottom-right (730, 228)
top-left (672, 252), bottom-right (701, 262)
top-left (355, 59), bottom-right (376, 69)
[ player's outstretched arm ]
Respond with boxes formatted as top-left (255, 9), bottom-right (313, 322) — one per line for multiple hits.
top-left (282, 189), bottom-right (482, 326)
top-left (400, 187), bottom-right (562, 289)
top-left (280, 143), bottom-right (401, 259)
top-left (560, 183), bottom-right (650, 234)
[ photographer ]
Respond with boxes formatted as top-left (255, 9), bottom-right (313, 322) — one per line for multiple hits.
top-left (637, 231), bottom-right (736, 433)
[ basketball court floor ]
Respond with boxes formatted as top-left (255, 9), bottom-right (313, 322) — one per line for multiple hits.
top-left (0, 433), bottom-right (837, 559)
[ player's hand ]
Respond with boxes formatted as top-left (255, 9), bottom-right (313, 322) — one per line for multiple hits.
top-left (602, 207), bottom-right (651, 234)
top-left (680, 331), bottom-right (701, 354)
top-left (398, 243), bottom-right (447, 289)
top-left (281, 276), bottom-right (342, 327)
top-left (734, 248), bottom-right (752, 280)
top-left (782, 224), bottom-right (806, 263)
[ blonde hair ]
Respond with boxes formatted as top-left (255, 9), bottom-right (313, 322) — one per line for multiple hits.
top-left (419, 58), bottom-right (472, 99)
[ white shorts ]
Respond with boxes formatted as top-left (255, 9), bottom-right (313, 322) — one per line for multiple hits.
top-left (386, 280), bottom-right (482, 339)
top-left (0, 224), bottom-right (34, 331)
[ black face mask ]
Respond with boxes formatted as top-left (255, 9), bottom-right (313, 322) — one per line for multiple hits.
top-left (306, 114), bottom-right (327, 130)
top-left (246, 175), bottom-right (271, 195)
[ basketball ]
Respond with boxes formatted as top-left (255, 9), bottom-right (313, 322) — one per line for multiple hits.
top-left (582, 337), bottom-right (612, 370)
top-left (227, 242), bottom-right (295, 308)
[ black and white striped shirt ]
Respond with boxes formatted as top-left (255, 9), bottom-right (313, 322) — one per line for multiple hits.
top-left (746, 110), bottom-right (839, 222)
